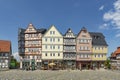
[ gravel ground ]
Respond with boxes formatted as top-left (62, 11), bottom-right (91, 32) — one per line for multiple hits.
top-left (0, 69), bottom-right (120, 80)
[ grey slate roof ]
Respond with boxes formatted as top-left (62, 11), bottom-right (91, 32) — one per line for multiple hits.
top-left (18, 28), bottom-right (25, 35)
top-left (89, 32), bottom-right (108, 46)
top-left (37, 28), bottom-right (47, 34)
top-left (64, 28), bottom-right (76, 37)
top-left (81, 27), bottom-right (87, 31)
top-left (18, 28), bottom-right (47, 34)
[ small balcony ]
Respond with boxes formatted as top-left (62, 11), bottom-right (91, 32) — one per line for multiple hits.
top-left (63, 53), bottom-right (76, 60)
top-left (63, 49), bottom-right (76, 52)
top-left (25, 37), bottom-right (42, 40)
top-left (63, 57), bottom-right (76, 60)
top-left (24, 52), bottom-right (41, 54)
top-left (63, 42), bottom-right (76, 45)
top-left (25, 44), bottom-right (42, 48)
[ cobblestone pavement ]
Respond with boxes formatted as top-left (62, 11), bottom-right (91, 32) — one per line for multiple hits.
top-left (0, 69), bottom-right (120, 80)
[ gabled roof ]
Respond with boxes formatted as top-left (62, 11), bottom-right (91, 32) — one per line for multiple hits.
top-left (25, 23), bottom-right (37, 33)
top-left (77, 27), bottom-right (88, 37)
top-left (77, 27), bottom-right (92, 40)
top-left (43, 25), bottom-right (63, 37)
top-left (89, 32), bottom-right (108, 46)
top-left (111, 47), bottom-right (120, 57)
top-left (0, 40), bottom-right (11, 52)
top-left (18, 24), bottom-right (47, 34)
top-left (81, 27), bottom-right (87, 31)
top-left (64, 28), bottom-right (76, 37)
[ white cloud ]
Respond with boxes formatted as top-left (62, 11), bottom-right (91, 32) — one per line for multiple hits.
top-left (13, 52), bottom-right (20, 61)
top-left (99, 23), bottom-right (109, 29)
top-left (114, 0), bottom-right (120, 10)
top-left (99, 5), bottom-right (104, 10)
top-left (102, 0), bottom-right (120, 29)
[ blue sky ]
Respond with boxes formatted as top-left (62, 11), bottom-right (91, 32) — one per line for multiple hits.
top-left (0, 0), bottom-right (119, 60)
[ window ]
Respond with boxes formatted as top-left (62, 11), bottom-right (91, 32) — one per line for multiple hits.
top-left (58, 53), bottom-right (60, 56)
top-left (33, 56), bottom-right (35, 59)
top-left (50, 53), bottom-right (52, 56)
top-left (50, 38), bottom-right (52, 42)
top-left (95, 47), bottom-right (97, 50)
top-left (28, 34), bottom-right (31, 38)
top-left (58, 38), bottom-right (60, 42)
top-left (29, 28), bottom-right (32, 31)
top-left (95, 54), bottom-right (96, 57)
top-left (5, 53), bottom-right (8, 56)
top-left (50, 31), bottom-right (52, 34)
top-left (27, 56), bottom-right (30, 59)
top-left (80, 46), bottom-right (83, 50)
top-left (63, 54), bottom-right (66, 58)
top-left (84, 54), bottom-right (87, 58)
top-left (37, 56), bottom-right (39, 59)
top-left (79, 47), bottom-right (81, 50)
top-left (87, 40), bottom-right (89, 43)
top-left (81, 54), bottom-right (83, 58)
top-left (22, 48), bottom-right (24, 52)
top-left (53, 38), bottom-right (55, 42)
top-left (87, 47), bottom-right (89, 50)
top-left (98, 47), bottom-right (100, 50)
top-left (50, 45), bottom-right (52, 49)
top-left (68, 54), bottom-right (71, 58)
top-left (87, 54), bottom-right (88, 58)
top-left (5, 60), bottom-right (8, 63)
top-left (53, 45), bottom-right (55, 49)
top-left (58, 46), bottom-right (60, 49)
top-left (101, 47), bottom-right (103, 50)
top-left (32, 34), bottom-right (34, 37)
top-left (73, 46), bottom-right (75, 49)
top-left (80, 39), bottom-right (83, 43)
top-left (53, 53), bottom-right (55, 56)
top-left (84, 40), bottom-right (86, 43)
top-left (45, 45), bottom-right (47, 49)
top-left (45, 38), bottom-right (47, 42)
top-left (3, 54), bottom-right (5, 56)
top-left (82, 35), bottom-right (86, 37)
top-left (102, 54), bottom-right (103, 57)
top-left (85, 46), bottom-right (87, 50)
top-left (53, 31), bottom-right (55, 34)
top-left (45, 53), bottom-right (47, 56)
top-left (98, 54), bottom-right (100, 57)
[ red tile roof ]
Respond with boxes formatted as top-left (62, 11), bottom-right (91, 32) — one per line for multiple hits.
top-left (111, 47), bottom-right (120, 57)
top-left (0, 40), bottom-right (11, 52)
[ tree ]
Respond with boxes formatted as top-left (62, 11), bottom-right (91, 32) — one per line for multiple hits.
top-left (104, 59), bottom-right (111, 69)
top-left (9, 56), bottom-right (19, 69)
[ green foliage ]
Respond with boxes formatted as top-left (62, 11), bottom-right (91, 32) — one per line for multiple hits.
top-left (104, 59), bottom-right (111, 69)
top-left (10, 62), bottom-right (16, 68)
top-left (10, 56), bottom-right (20, 69)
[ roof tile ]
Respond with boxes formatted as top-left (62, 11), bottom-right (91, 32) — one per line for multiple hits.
top-left (0, 40), bottom-right (11, 52)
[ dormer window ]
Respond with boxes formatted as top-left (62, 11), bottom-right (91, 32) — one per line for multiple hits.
top-left (93, 35), bottom-right (101, 39)
top-left (53, 31), bottom-right (55, 34)
top-left (82, 35), bottom-right (86, 37)
top-left (50, 31), bottom-right (52, 34)
top-left (50, 31), bottom-right (55, 35)
top-left (29, 28), bottom-right (32, 31)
